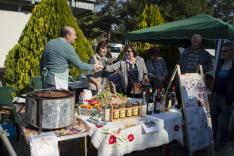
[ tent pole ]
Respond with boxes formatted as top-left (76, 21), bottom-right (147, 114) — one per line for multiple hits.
top-left (211, 39), bottom-right (222, 92)
top-left (213, 39), bottom-right (222, 73)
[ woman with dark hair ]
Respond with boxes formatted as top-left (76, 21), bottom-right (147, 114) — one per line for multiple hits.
top-left (88, 41), bottom-right (112, 95)
top-left (106, 45), bottom-right (149, 96)
top-left (146, 47), bottom-right (168, 89)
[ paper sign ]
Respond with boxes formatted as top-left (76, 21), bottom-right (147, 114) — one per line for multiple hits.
top-left (30, 132), bottom-right (59, 156)
top-left (141, 119), bottom-right (159, 133)
top-left (180, 73), bottom-right (213, 152)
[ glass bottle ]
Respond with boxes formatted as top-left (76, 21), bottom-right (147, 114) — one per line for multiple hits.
top-left (155, 89), bottom-right (161, 113)
top-left (153, 89), bottom-right (158, 113)
top-left (171, 86), bottom-right (178, 108)
top-left (147, 87), bottom-right (153, 115)
top-left (104, 104), bottom-right (110, 122)
top-left (160, 88), bottom-right (166, 112)
top-left (141, 91), bottom-right (147, 116)
top-left (165, 90), bottom-right (171, 111)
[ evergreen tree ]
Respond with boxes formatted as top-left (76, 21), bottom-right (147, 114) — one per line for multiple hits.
top-left (78, 0), bottom-right (150, 43)
top-left (210, 0), bottom-right (234, 25)
top-left (4, 0), bottom-right (94, 93)
top-left (135, 4), bottom-right (180, 72)
top-left (135, 3), bottom-right (165, 55)
top-left (136, 3), bottom-right (164, 29)
top-left (158, 0), bottom-right (213, 22)
top-left (77, 12), bottom-right (103, 41)
top-left (114, 0), bottom-right (149, 42)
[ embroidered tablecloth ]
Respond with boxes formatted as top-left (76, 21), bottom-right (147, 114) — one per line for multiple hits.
top-left (80, 108), bottom-right (183, 156)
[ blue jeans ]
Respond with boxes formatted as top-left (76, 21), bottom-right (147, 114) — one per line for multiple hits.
top-left (211, 93), bottom-right (232, 143)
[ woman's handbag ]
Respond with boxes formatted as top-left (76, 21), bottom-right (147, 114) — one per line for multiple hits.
top-left (131, 83), bottom-right (144, 95)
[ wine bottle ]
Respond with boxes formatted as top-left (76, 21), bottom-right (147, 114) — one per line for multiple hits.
top-left (171, 86), bottom-right (178, 108)
top-left (165, 90), bottom-right (171, 111)
top-left (141, 91), bottom-right (147, 116)
top-left (147, 87), bottom-right (153, 115)
top-left (154, 89), bottom-right (161, 113)
top-left (160, 88), bottom-right (166, 112)
top-left (153, 89), bottom-right (157, 113)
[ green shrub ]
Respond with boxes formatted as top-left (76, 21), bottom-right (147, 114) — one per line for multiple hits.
top-left (4, 0), bottom-right (93, 93)
top-left (132, 4), bottom-right (180, 73)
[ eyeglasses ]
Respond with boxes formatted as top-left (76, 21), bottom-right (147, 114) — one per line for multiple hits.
top-left (126, 50), bottom-right (133, 53)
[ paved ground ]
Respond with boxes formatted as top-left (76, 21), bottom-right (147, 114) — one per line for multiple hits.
top-left (2, 137), bottom-right (232, 156)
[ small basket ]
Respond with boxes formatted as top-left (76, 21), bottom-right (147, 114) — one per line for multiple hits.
top-left (78, 106), bottom-right (98, 116)
top-left (131, 83), bottom-right (144, 95)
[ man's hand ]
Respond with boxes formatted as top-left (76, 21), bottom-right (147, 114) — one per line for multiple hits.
top-left (94, 64), bottom-right (103, 72)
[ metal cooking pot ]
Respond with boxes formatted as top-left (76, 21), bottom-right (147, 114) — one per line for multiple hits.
top-left (25, 89), bottom-right (75, 130)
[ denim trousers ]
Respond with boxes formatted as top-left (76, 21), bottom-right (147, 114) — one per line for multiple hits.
top-left (211, 93), bottom-right (232, 143)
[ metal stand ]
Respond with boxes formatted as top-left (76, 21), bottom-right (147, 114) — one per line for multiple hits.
top-left (84, 136), bottom-right (87, 156)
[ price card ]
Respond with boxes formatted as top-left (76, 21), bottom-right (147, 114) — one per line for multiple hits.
top-left (30, 132), bottom-right (59, 156)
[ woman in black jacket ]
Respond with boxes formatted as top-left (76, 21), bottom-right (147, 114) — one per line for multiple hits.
top-left (211, 43), bottom-right (234, 148)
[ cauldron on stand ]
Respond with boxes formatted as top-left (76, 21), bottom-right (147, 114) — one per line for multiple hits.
top-left (25, 90), bottom-right (75, 131)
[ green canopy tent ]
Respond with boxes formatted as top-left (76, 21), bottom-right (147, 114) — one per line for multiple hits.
top-left (125, 14), bottom-right (234, 73)
top-left (126, 14), bottom-right (234, 155)
top-left (125, 14), bottom-right (234, 43)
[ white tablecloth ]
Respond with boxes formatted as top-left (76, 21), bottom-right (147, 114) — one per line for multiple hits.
top-left (80, 108), bottom-right (183, 156)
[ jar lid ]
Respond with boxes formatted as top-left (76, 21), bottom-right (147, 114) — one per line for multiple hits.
top-left (126, 103), bottom-right (132, 108)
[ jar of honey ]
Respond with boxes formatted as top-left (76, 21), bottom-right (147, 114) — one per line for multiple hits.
top-left (126, 103), bottom-right (133, 117)
top-left (132, 107), bottom-right (139, 116)
top-left (119, 108), bottom-right (126, 118)
top-left (112, 105), bottom-right (120, 119)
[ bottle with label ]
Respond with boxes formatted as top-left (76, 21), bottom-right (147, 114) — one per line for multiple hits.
top-left (147, 87), bottom-right (153, 115)
top-left (171, 86), bottom-right (178, 108)
top-left (104, 104), bottom-right (110, 121)
top-left (153, 89), bottom-right (157, 113)
top-left (165, 90), bottom-right (171, 111)
top-left (160, 88), bottom-right (166, 112)
top-left (154, 89), bottom-right (161, 113)
top-left (141, 91), bottom-right (147, 116)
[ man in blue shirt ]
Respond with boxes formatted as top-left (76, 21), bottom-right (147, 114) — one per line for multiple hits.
top-left (40, 26), bottom-right (103, 89)
top-left (179, 34), bottom-right (212, 73)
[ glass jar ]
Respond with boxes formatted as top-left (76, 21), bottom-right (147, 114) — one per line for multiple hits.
top-left (104, 104), bottom-right (110, 122)
top-left (119, 108), bottom-right (126, 118)
top-left (126, 103), bottom-right (133, 117)
top-left (132, 107), bottom-right (139, 116)
top-left (132, 102), bottom-right (140, 116)
top-left (112, 105), bottom-right (120, 119)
